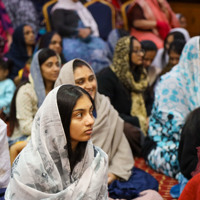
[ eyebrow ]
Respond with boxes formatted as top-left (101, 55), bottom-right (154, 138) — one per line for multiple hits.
top-left (73, 105), bottom-right (93, 112)
top-left (75, 77), bottom-right (85, 81)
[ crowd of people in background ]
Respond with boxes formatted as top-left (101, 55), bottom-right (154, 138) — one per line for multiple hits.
top-left (0, 0), bottom-right (199, 199)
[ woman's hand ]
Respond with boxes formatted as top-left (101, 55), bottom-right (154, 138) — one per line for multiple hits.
top-left (78, 28), bottom-right (91, 39)
top-left (108, 173), bottom-right (117, 185)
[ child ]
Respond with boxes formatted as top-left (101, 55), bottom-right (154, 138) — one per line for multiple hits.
top-left (0, 58), bottom-right (15, 119)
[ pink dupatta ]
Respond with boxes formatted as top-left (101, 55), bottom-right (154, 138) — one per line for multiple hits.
top-left (128, 0), bottom-right (179, 49)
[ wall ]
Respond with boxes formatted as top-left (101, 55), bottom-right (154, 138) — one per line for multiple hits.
top-left (169, 2), bottom-right (200, 37)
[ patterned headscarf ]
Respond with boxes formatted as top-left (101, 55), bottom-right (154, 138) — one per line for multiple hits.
top-left (5, 85), bottom-right (108, 199)
top-left (147, 36), bottom-right (200, 177)
top-left (110, 36), bottom-right (148, 134)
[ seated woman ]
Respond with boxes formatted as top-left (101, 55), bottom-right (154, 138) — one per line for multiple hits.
top-left (9, 48), bottom-right (60, 164)
top-left (159, 39), bottom-right (186, 76)
top-left (97, 36), bottom-right (148, 138)
top-left (0, 0), bottom-right (13, 55)
top-left (5, 85), bottom-right (108, 199)
top-left (5, 24), bottom-right (35, 83)
top-left (0, 119), bottom-right (10, 197)
top-left (178, 107), bottom-right (200, 180)
top-left (55, 59), bottom-right (133, 184)
top-left (144, 36), bottom-right (200, 178)
top-left (20, 31), bottom-right (66, 81)
top-left (127, 0), bottom-right (180, 49)
top-left (51, 0), bottom-right (111, 73)
top-left (179, 173), bottom-right (200, 200)
top-left (37, 31), bottom-right (66, 65)
top-left (152, 29), bottom-right (187, 72)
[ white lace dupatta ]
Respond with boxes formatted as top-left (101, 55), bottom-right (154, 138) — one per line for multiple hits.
top-left (5, 86), bottom-right (108, 200)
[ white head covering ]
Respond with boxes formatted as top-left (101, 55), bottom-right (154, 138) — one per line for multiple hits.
top-left (55, 59), bottom-right (133, 180)
top-left (0, 119), bottom-right (10, 188)
top-left (5, 86), bottom-right (108, 199)
top-left (170, 27), bottom-right (190, 42)
top-left (52, 0), bottom-right (99, 36)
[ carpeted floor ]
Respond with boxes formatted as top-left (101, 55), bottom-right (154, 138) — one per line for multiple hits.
top-left (134, 157), bottom-right (178, 200)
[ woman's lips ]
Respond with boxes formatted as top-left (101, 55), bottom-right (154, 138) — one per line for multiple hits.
top-left (85, 129), bottom-right (93, 134)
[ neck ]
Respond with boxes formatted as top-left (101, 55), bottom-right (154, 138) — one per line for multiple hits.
top-left (71, 141), bottom-right (78, 152)
top-left (44, 80), bottom-right (54, 95)
top-left (26, 45), bottom-right (33, 56)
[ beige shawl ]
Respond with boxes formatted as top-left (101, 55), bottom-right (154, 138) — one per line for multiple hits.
top-left (55, 59), bottom-right (133, 180)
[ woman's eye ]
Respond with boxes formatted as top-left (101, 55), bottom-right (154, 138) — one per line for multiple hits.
top-left (89, 76), bottom-right (94, 82)
top-left (56, 62), bottom-right (60, 67)
top-left (46, 63), bottom-right (52, 67)
top-left (76, 113), bottom-right (82, 118)
top-left (76, 80), bottom-right (84, 85)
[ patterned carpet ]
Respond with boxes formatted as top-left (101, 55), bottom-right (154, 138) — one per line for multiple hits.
top-left (134, 157), bottom-right (178, 200)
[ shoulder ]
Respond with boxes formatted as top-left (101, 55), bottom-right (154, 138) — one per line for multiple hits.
top-left (97, 67), bottom-right (118, 82)
top-left (17, 82), bottom-right (36, 99)
top-left (93, 145), bottom-right (108, 160)
top-left (5, 78), bottom-right (15, 87)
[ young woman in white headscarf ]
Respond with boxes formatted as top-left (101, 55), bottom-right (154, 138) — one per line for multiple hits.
top-left (5, 84), bottom-right (108, 199)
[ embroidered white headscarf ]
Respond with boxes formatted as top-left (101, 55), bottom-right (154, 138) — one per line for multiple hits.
top-left (52, 0), bottom-right (99, 36)
top-left (5, 85), bottom-right (108, 200)
top-left (55, 59), bottom-right (133, 181)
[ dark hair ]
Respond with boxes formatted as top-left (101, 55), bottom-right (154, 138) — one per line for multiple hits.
top-left (178, 107), bottom-right (200, 179)
top-left (168, 40), bottom-right (186, 55)
top-left (57, 84), bottom-right (95, 172)
top-left (38, 48), bottom-right (57, 66)
top-left (162, 31), bottom-right (186, 66)
top-left (9, 81), bottom-right (29, 135)
top-left (38, 31), bottom-right (61, 49)
top-left (129, 36), bottom-right (146, 82)
top-left (73, 59), bottom-right (91, 71)
top-left (141, 40), bottom-right (158, 52)
top-left (0, 58), bottom-right (13, 73)
top-left (164, 31), bottom-right (186, 51)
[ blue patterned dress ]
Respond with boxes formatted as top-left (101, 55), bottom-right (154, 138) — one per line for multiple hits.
top-left (147, 36), bottom-right (200, 178)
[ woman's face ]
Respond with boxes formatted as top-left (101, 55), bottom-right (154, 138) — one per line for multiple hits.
top-left (49, 34), bottom-right (62, 55)
top-left (169, 50), bottom-right (180, 67)
top-left (23, 25), bottom-right (35, 46)
top-left (180, 16), bottom-right (187, 28)
top-left (40, 56), bottom-right (60, 83)
top-left (70, 94), bottom-right (94, 150)
top-left (143, 50), bottom-right (157, 69)
top-left (74, 65), bottom-right (97, 99)
top-left (131, 39), bottom-right (144, 66)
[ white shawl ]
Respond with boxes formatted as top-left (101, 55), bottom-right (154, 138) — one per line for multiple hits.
top-left (5, 86), bottom-right (108, 200)
top-left (52, 0), bottom-right (99, 37)
top-left (55, 59), bottom-right (133, 180)
top-left (0, 119), bottom-right (10, 188)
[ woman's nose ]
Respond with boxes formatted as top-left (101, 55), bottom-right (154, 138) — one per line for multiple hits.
top-left (85, 114), bottom-right (94, 126)
top-left (84, 81), bottom-right (91, 89)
